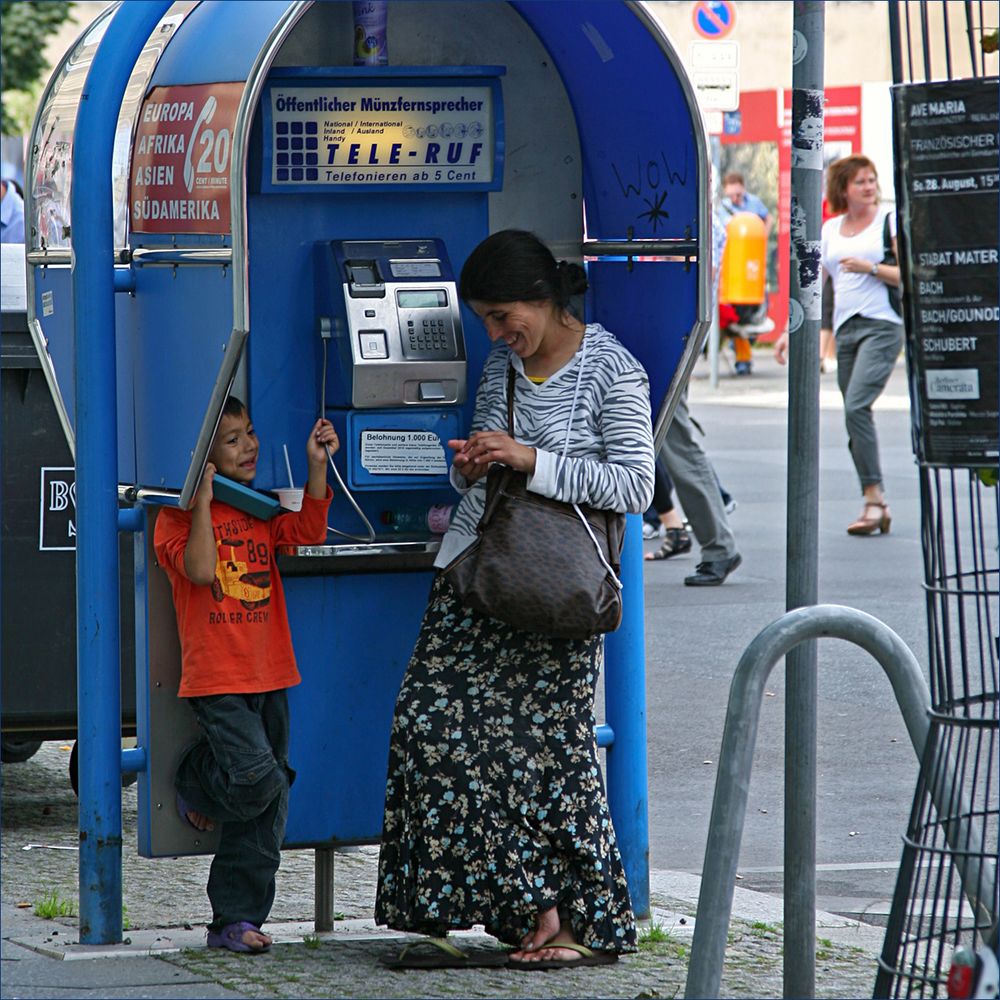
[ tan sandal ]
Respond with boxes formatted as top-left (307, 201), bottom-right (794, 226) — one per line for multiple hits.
top-left (847, 501), bottom-right (891, 536)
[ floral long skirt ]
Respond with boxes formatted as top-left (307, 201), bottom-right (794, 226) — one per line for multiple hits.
top-left (374, 573), bottom-right (637, 953)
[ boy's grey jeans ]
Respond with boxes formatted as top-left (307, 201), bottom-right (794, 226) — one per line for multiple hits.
top-left (835, 314), bottom-right (905, 489)
top-left (176, 689), bottom-right (293, 931)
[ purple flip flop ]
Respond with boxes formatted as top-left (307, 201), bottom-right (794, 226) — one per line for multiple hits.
top-left (207, 920), bottom-right (271, 953)
top-left (176, 792), bottom-right (214, 832)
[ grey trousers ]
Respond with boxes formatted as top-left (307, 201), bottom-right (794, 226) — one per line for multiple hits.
top-left (835, 315), bottom-right (904, 490)
top-left (661, 395), bottom-right (738, 562)
top-left (176, 690), bottom-right (293, 932)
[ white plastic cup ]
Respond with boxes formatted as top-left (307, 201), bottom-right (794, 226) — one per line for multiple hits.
top-left (276, 487), bottom-right (304, 512)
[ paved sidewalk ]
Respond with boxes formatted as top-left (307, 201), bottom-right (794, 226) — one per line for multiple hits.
top-left (2, 858), bottom-right (886, 1000)
top-left (688, 342), bottom-right (910, 412)
top-left (2, 343), bottom-right (906, 1000)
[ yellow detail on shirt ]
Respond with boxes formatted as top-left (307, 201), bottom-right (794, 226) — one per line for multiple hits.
top-left (527, 375), bottom-right (546, 384)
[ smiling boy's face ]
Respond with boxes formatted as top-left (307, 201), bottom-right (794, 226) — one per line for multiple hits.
top-left (208, 408), bottom-right (258, 484)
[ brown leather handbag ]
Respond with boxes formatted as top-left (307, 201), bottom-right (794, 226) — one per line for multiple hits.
top-left (443, 361), bottom-right (625, 640)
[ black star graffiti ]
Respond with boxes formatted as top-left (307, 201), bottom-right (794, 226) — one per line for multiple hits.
top-left (638, 190), bottom-right (669, 231)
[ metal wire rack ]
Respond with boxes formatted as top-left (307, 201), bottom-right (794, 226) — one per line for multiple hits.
top-left (876, 3), bottom-right (999, 996)
top-left (875, 703), bottom-right (998, 997)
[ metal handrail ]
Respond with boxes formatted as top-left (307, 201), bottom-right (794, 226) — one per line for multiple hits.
top-left (684, 603), bottom-right (996, 999)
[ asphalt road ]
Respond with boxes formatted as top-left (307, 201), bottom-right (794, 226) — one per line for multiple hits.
top-left (642, 347), bottom-right (926, 924)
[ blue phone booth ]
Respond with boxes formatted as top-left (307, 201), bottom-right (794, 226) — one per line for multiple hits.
top-left (24, 0), bottom-right (709, 942)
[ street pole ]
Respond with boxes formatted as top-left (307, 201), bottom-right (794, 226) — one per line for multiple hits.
top-left (72, 0), bottom-right (172, 944)
top-left (708, 134), bottom-right (722, 389)
top-left (784, 3), bottom-right (824, 997)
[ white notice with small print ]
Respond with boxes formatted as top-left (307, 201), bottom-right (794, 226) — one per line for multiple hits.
top-left (360, 430), bottom-right (447, 475)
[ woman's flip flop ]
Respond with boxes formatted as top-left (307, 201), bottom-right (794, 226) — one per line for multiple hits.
top-left (381, 936), bottom-right (510, 969)
top-left (508, 940), bottom-right (619, 971)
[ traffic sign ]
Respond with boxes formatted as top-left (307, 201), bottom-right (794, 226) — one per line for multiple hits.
top-left (692, 1), bottom-right (736, 40)
top-left (692, 70), bottom-right (740, 111)
top-left (690, 40), bottom-right (740, 69)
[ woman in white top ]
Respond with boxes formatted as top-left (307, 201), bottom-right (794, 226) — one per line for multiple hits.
top-left (820, 155), bottom-right (904, 535)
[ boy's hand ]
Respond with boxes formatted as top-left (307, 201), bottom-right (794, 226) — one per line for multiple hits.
top-left (305, 419), bottom-right (337, 500)
top-left (184, 462), bottom-right (218, 585)
top-left (307, 419), bottom-right (339, 467)
top-left (194, 462), bottom-right (216, 509)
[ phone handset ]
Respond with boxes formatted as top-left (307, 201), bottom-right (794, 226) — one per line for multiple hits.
top-left (318, 330), bottom-right (377, 543)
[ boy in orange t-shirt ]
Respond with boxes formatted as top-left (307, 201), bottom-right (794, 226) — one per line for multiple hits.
top-left (154, 396), bottom-right (337, 953)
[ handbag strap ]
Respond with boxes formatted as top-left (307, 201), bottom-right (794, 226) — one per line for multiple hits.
top-left (505, 338), bottom-right (623, 590)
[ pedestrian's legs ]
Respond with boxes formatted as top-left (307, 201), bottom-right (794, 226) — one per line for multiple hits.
top-left (650, 457), bottom-right (675, 515)
top-left (177, 691), bottom-right (292, 930)
top-left (661, 397), bottom-right (737, 563)
top-left (835, 317), bottom-right (904, 492)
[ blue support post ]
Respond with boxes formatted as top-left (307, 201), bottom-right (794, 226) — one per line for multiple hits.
top-left (604, 513), bottom-right (650, 918)
top-left (71, 0), bottom-right (172, 945)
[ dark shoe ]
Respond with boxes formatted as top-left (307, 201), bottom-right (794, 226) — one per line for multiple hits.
top-left (644, 527), bottom-right (692, 561)
top-left (684, 553), bottom-right (742, 587)
top-left (734, 361), bottom-right (753, 376)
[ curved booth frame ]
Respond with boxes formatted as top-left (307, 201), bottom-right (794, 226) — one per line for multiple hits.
top-left (25, 0), bottom-right (711, 944)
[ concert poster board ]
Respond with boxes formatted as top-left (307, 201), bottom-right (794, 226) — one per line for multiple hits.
top-left (892, 76), bottom-right (999, 467)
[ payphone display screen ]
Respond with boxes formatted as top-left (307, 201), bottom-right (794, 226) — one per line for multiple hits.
top-left (391, 260), bottom-right (441, 278)
top-left (397, 289), bottom-right (447, 309)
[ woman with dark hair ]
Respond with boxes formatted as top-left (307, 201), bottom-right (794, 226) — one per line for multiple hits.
top-left (821, 155), bottom-right (903, 535)
top-left (375, 229), bottom-right (654, 969)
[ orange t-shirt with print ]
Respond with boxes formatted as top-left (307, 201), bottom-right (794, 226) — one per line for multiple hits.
top-left (153, 488), bottom-right (331, 698)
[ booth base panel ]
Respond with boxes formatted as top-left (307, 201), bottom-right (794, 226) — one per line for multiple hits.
top-left (137, 516), bottom-right (430, 858)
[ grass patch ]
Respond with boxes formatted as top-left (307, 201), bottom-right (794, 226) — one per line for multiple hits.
top-left (639, 919), bottom-right (674, 947)
top-left (747, 920), bottom-right (781, 937)
top-left (33, 890), bottom-right (75, 919)
top-left (637, 919), bottom-right (689, 963)
top-left (303, 933), bottom-right (322, 950)
top-left (816, 937), bottom-right (835, 961)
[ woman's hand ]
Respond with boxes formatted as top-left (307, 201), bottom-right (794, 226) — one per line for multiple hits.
top-left (774, 330), bottom-right (789, 366)
top-left (448, 438), bottom-right (488, 483)
top-left (839, 255), bottom-right (876, 276)
top-left (449, 431), bottom-right (537, 478)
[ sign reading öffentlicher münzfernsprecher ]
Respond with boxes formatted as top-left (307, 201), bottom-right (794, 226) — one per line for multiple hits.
top-left (263, 76), bottom-right (503, 192)
top-left (893, 76), bottom-right (999, 466)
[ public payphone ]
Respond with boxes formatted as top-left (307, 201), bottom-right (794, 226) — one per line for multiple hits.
top-left (314, 237), bottom-right (467, 523)
top-left (318, 237), bottom-right (466, 409)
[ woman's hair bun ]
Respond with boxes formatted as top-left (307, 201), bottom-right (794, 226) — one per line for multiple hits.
top-left (557, 259), bottom-right (589, 297)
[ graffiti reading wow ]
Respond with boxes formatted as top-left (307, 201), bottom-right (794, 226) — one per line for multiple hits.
top-left (610, 150), bottom-right (690, 232)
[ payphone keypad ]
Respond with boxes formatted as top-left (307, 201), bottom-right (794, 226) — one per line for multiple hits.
top-left (405, 317), bottom-right (455, 358)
